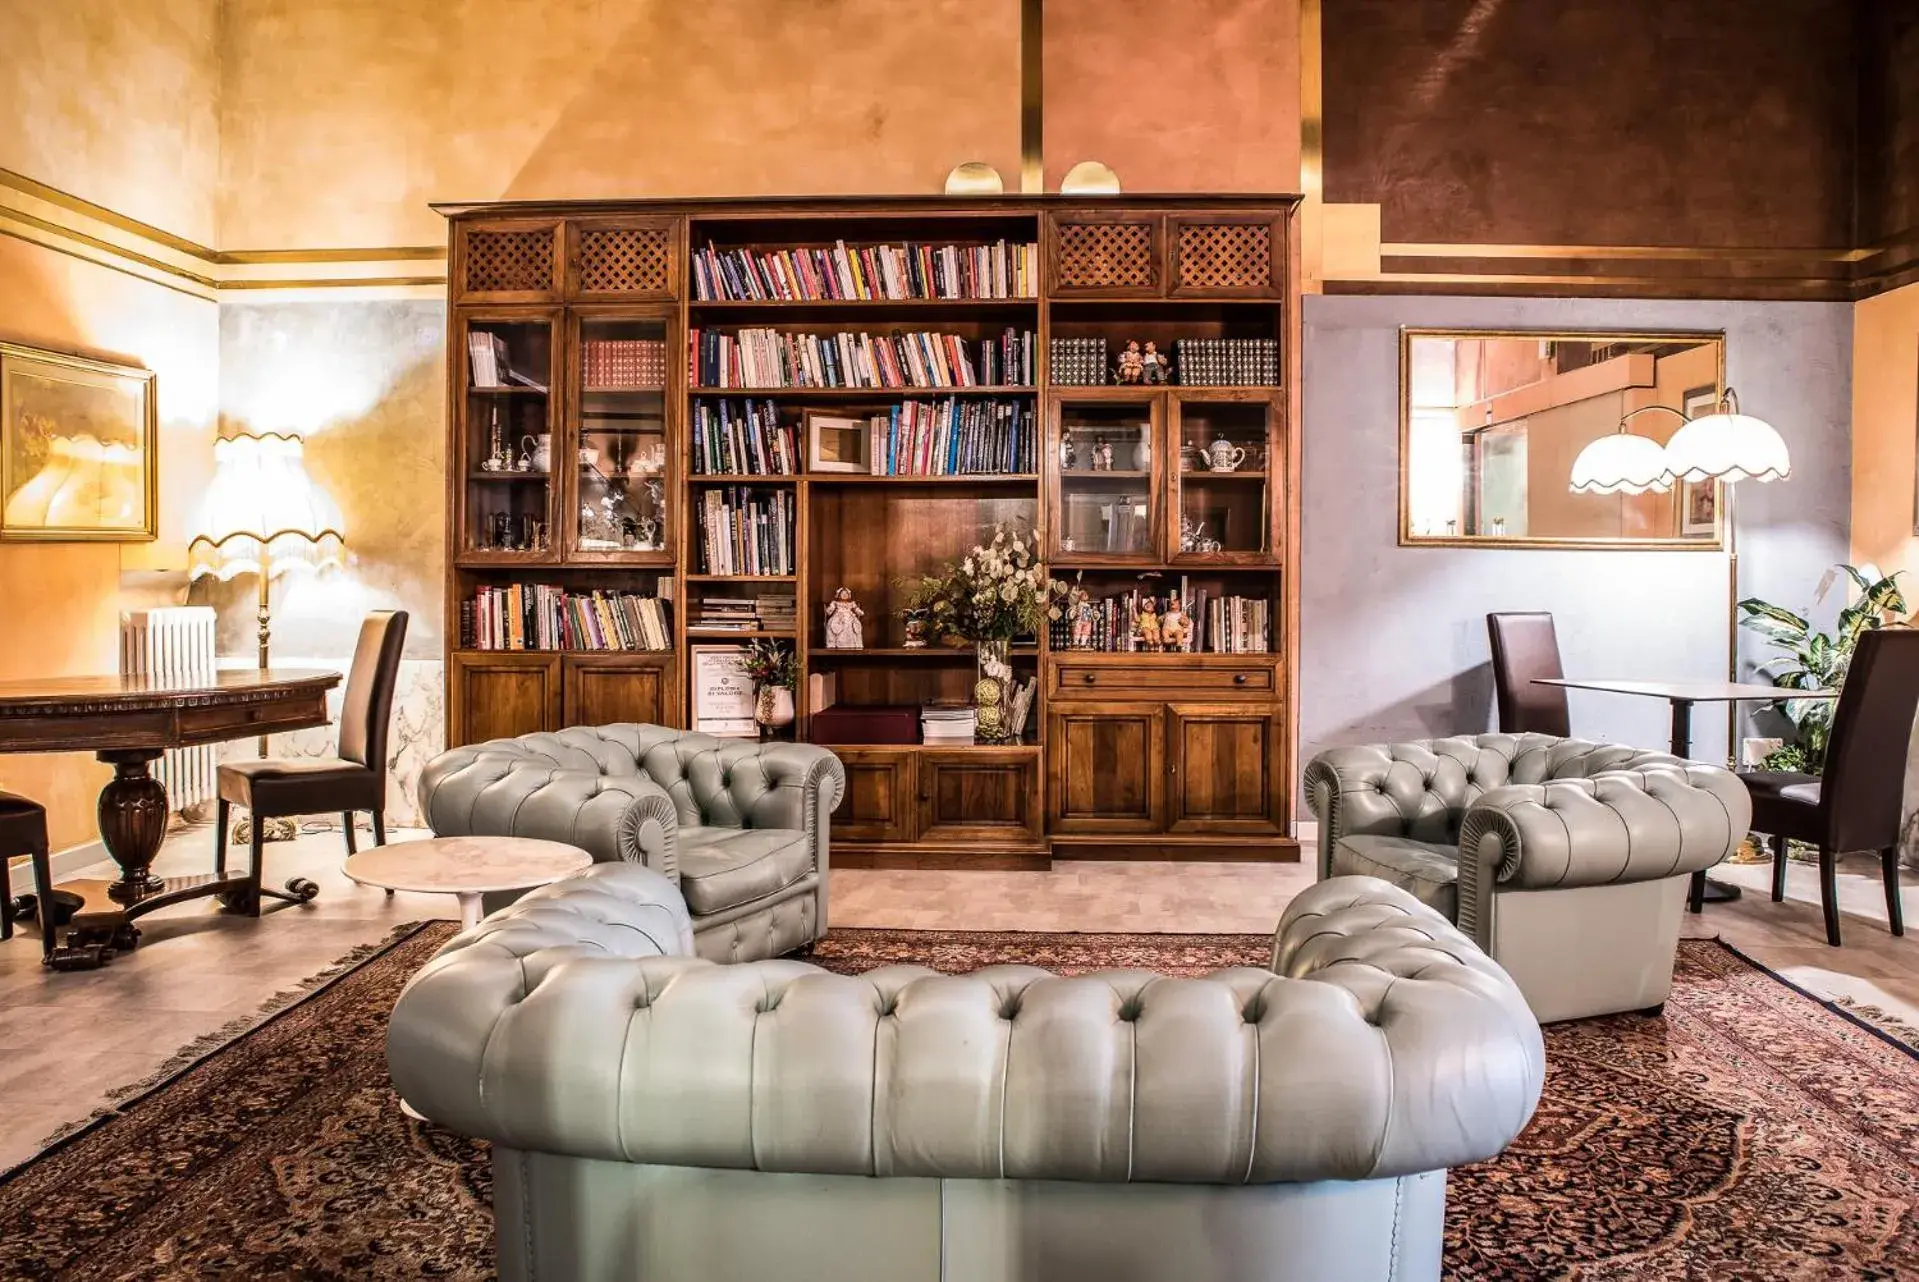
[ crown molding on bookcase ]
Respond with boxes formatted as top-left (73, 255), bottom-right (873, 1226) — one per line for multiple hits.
top-left (0, 167), bottom-right (446, 301)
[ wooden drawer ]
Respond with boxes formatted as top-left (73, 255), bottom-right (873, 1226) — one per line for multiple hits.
top-left (1051, 659), bottom-right (1276, 700)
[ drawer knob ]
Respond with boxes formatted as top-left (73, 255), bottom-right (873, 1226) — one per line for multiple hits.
top-left (1233, 674), bottom-right (1248, 685)
top-left (1081, 673), bottom-right (1097, 684)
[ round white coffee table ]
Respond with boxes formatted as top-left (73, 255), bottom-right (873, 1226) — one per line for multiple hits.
top-left (343, 836), bottom-right (594, 930)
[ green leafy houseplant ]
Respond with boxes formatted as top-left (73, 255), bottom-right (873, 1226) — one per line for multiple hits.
top-left (1737, 563), bottom-right (1907, 771)
top-left (742, 638), bottom-right (796, 688)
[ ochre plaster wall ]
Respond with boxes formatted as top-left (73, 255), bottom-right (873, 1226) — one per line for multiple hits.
top-left (216, 0), bottom-right (1025, 249)
top-left (1851, 281), bottom-right (1919, 585)
top-left (0, 0), bottom-right (221, 244)
top-left (0, 239), bottom-right (219, 848)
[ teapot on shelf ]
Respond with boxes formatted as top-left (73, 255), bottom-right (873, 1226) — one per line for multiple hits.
top-left (1203, 437), bottom-right (1248, 472)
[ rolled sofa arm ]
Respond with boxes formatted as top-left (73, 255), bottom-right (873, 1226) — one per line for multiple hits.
top-left (384, 872), bottom-right (1543, 1185)
top-left (419, 748), bottom-right (680, 879)
top-left (1304, 741), bottom-right (1479, 879)
top-left (657, 740), bottom-right (845, 871)
top-left (1457, 763), bottom-right (1752, 892)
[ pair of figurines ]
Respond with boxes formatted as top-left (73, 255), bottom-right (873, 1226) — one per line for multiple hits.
top-left (1114, 340), bottom-right (1171, 386)
top-left (1134, 596), bottom-right (1192, 652)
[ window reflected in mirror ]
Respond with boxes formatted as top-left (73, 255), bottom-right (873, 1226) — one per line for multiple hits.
top-left (1401, 330), bottom-right (1725, 548)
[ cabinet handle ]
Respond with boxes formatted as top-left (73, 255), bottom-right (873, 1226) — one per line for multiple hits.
top-left (1082, 673), bottom-right (1097, 684)
top-left (1233, 673), bottom-right (1248, 685)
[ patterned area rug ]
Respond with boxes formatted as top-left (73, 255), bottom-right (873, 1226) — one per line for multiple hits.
top-left (0, 928), bottom-right (1914, 1280)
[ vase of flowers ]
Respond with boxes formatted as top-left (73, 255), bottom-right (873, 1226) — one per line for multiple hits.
top-left (742, 639), bottom-right (797, 734)
top-left (901, 526), bottom-right (1052, 744)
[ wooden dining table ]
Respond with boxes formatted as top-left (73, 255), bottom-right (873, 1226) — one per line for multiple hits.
top-left (0, 668), bottom-right (340, 968)
top-left (1534, 676), bottom-right (1838, 905)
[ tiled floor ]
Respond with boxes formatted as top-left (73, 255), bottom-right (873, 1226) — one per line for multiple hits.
top-left (0, 825), bottom-right (1913, 1172)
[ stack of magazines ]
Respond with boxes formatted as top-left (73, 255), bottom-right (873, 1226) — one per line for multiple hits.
top-left (920, 704), bottom-right (978, 743)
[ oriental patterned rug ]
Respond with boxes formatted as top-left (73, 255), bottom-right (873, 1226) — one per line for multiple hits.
top-left (0, 926), bottom-right (1914, 1281)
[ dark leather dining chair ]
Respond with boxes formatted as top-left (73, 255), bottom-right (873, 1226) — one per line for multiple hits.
top-left (1, 791), bottom-right (55, 962)
top-left (1741, 626), bottom-right (1919, 947)
top-left (216, 610), bottom-right (408, 913)
top-left (1488, 612), bottom-right (1572, 736)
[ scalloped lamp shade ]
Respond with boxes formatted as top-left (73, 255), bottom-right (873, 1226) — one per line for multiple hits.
top-left (1663, 411), bottom-right (1792, 485)
top-left (1569, 431), bottom-right (1674, 495)
top-left (188, 433), bottom-right (345, 581)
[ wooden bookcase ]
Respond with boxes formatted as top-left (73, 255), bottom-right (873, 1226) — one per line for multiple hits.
top-left (440, 197), bottom-right (1302, 868)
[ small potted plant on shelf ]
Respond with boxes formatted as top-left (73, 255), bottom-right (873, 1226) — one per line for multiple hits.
top-left (742, 639), bottom-right (797, 737)
top-left (899, 526), bottom-right (1058, 744)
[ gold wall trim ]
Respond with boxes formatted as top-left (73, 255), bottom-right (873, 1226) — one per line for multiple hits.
top-left (1380, 241), bottom-right (1871, 263)
top-left (1298, 0), bottom-right (1324, 291)
top-left (0, 166), bottom-right (446, 296)
top-left (1019, 0), bottom-right (1043, 194)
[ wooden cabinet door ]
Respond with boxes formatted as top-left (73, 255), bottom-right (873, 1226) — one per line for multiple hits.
top-left (1167, 704), bottom-right (1283, 834)
top-left (450, 652), bottom-right (560, 746)
top-left (1046, 703), bottom-right (1166, 834)
top-left (562, 654), bottom-right (676, 728)
top-left (830, 750), bottom-right (917, 845)
top-left (916, 750), bottom-right (1043, 848)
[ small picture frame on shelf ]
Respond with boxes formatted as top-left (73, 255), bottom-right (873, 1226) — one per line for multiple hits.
top-left (806, 412), bottom-right (870, 474)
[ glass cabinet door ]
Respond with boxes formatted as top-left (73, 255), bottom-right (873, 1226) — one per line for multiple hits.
top-left (568, 313), bottom-right (673, 562)
top-left (460, 313), bottom-right (558, 562)
top-left (1171, 393), bottom-right (1277, 563)
top-left (1048, 395), bottom-right (1160, 562)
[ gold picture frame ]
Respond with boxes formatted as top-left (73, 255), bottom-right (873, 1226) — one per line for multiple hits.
top-left (1677, 383), bottom-right (1721, 537)
top-left (0, 342), bottom-right (157, 541)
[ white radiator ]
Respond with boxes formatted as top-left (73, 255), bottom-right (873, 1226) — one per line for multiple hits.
top-left (120, 607), bottom-right (218, 810)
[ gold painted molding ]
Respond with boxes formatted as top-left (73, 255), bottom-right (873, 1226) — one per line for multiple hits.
top-left (0, 167), bottom-right (446, 299)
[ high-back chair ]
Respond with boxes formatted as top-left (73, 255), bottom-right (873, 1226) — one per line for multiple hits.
top-left (216, 610), bottom-right (409, 912)
top-left (1488, 612), bottom-right (1572, 736)
top-left (1746, 626), bottom-right (1919, 945)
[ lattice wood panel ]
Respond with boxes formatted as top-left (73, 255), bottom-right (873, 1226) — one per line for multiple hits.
top-left (1055, 221), bottom-right (1157, 291)
top-left (578, 226), bottom-right (672, 295)
top-left (463, 228), bottom-right (554, 294)
top-left (1175, 223), bottom-right (1273, 294)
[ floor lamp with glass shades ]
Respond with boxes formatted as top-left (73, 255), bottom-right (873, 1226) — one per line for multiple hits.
top-left (188, 432), bottom-right (347, 752)
top-left (1570, 389), bottom-right (1791, 896)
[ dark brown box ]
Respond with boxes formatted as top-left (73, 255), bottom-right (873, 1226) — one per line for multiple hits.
top-left (809, 704), bottom-right (920, 745)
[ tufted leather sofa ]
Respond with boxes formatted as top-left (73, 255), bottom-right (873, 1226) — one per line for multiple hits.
top-left (388, 866), bottom-right (1544, 1282)
top-left (417, 724), bottom-right (844, 962)
top-left (1305, 733), bottom-right (1751, 1023)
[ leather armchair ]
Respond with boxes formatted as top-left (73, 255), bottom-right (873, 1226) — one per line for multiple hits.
top-left (418, 724), bottom-right (844, 962)
top-left (388, 871), bottom-right (1543, 1282)
top-left (1306, 733), bottom-right (1751, 1023)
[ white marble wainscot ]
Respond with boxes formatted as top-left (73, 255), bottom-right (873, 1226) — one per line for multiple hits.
top-left (216, 658), bottom-right (444, 828)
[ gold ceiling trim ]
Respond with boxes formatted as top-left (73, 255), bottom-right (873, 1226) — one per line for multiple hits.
top-left (1379, 241), bottom-right (1873, 263)
top-left (1333, 269), bottom-right (1852, 291)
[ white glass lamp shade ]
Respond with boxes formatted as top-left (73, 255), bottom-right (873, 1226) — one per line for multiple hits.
top-left (188, 433), bottom-right (345, 580)
top-left (1569, 431), bottom-right (1673, 495)
top-left (1663, 411), bottom-right (1791, 485)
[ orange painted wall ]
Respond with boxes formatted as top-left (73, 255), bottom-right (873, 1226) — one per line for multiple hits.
top-left (1850, 281), bottom-right (1919, 586)
top-left (0, 239), bottom-right (219, 848)
top-left (0, 0), bottom-right (221, 243)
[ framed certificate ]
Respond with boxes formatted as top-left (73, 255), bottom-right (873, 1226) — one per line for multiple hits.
top-left (691, 645), bottom-right (757, 737)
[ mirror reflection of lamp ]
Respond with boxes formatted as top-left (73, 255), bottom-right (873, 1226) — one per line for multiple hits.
top-left (1, 423), bottom-right (144, 528)
top-left (188, 433), bottom-right (346, 746)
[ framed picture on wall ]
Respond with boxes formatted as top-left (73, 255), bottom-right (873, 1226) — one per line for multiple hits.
top-left (0, 342), bottom-right (157, 541)
top-left (1678, 383), bottom-right (1719, 537)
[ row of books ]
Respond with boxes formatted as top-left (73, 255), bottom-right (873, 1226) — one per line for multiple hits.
top-left (467, 332), bottom-right (546, 391)
top-left (1050, 337), bottom-right (1110, 387)
top-left (583, 339), bottom-right (666, 390)
top-left (691, 399), bottom-right (800, 475)
top-left (1048, 587), bottom-right (1271, 653)
top-left (692, 594), bottom-right (795, 632)
top-left (866, 398), bottom-right (1036, 476)
top-left (1174, 338), bottom-right (1281, 387)
top-left (697, 487), bottom-right (796, 576)
top-left (692, 239), bottom-right (1039, 302)
top-left (690, 328), bottom-right (1036, 389)
top-left (462, 585), bottom-right (671, 652)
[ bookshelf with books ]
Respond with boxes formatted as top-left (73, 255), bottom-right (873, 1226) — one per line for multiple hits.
top-left (442, 196), bottom-right (1299, 867)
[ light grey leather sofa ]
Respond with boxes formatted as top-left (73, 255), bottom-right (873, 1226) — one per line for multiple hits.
top-left (387, 866), bottom-right (1544, 1282)
top-left (418, 724), bottom-right (843, 961)
top-left (1305, 733), bottom-right (1752, 1023)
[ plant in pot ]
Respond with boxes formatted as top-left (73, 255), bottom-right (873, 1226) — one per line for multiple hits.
top-left (742, 638), bottom-right (797, 737)
top-left (1738, 563), bottom-right (1908, 773)
top-left (899, 525), bottom-right (1055, 744)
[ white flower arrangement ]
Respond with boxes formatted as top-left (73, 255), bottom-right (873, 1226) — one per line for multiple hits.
top-left (901, 525), bottom-right (1052, 642)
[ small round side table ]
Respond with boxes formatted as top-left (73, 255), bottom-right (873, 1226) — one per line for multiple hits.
top-left (343, 836), bottom-right (594, 930)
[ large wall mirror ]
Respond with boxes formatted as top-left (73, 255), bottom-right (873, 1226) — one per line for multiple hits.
top-left (1400, 329), bottom-right (1726, 549)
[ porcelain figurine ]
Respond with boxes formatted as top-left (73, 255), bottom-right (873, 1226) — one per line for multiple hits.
top-left (1095, 438), bottom-right (1115, 471)
top-left (902, 607), bottom-right (930, 648)
top-left (1115, 340), bottom-right (1145, 385)
top-left (1135, 596), bottom-right (1163, 651)
top-left (1141, 341), bottom-right (1170, 385)
top-left (1068, 586), bottom-right (1098, 649)
top-left (824, 586), bottom-right (865, 649)
top-left (1160, 596), bottom-right (1192, 651)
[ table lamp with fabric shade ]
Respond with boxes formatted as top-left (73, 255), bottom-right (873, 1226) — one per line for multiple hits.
top-left (188, 432), bottom-right (346, 671)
